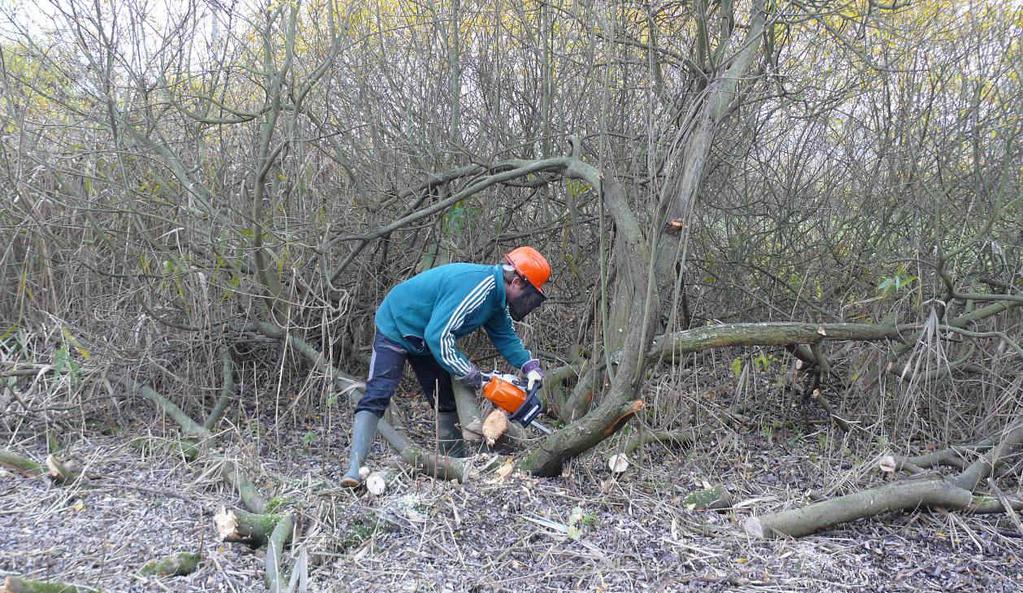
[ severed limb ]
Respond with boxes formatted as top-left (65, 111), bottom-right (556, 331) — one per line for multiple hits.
top-left (2, 576), bottom-right (99, 593)
top-left (0, 449), bottom-right (45, 477)
top-left (747, 421), bottom-right (1023, 538)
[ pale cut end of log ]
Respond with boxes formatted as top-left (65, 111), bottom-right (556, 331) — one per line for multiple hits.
top-left (366, 471), bottom-right (388, 495)
top-left (214, 507), bottom-right (239, 541)
top-left (878, 455), bottom-right (897, 473)
top-left (482, 410), bottom-right (509, 445)
top-left (743, 516), bottom-right (766, 539)
top-left (45, 455), bottom-right (80, 483)
top-left (608, 453), bottom-right (630, 474)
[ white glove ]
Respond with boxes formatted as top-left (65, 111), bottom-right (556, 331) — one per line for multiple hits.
top-left (522, 359), bottom-right (544, 391)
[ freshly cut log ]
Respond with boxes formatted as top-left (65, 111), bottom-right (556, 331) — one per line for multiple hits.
top-left (2, 576), bottom-right (97, 593)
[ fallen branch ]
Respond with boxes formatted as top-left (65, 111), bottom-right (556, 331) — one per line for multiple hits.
top-left (744, 479), bottom-right (972, 538)
top-left (140, 552), bottom-right (201, 577)
top-left (259, 321), bottom-right (468, 481)
top-left (127, 374), bottom-right (297, 591)
top-left (747, 421), bottom-right (1023, 538)
top-left (221, 459), bottom-right (268, 514)
top-left (264, 514), bottom-right (296, 592)
top-left (202, 347), bottom-right (235, 430)
top-left (376, 415), bottom-right (467, 482)
top-left (0, 449), bottom-right (45, 477)
top-left (2, 576), bottom-right (98, 593)
top-left (118, 376), bottom-right (212, 441)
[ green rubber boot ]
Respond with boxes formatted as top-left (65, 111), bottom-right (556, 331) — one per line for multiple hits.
top-left (341, 410), bottom-right (379, 487)
top-left (437, 412), bottom-right (466, 458)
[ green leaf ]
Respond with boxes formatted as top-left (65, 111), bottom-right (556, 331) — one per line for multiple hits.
top-left (53, 345), bottom-right (69, 376)
top-left (730, 357), bottom-right (744, 377)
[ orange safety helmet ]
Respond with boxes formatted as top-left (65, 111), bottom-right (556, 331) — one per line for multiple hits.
top-left (504, 247), bottom-right (551, 294)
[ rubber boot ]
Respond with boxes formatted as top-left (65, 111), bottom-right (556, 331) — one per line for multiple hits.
top-left (341, 410), bottom-right (380, 487)
top-left (436, 412), bottom-right (466, 458)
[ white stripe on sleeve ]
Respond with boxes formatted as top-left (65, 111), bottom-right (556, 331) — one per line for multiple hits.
top-left (440, 275), bottom-right (495, 375)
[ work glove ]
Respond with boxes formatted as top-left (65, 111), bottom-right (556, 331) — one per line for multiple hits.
top-left (522, 359), bottom-right (544, 392)
top-left (456, 367), bottom-right (483, 391)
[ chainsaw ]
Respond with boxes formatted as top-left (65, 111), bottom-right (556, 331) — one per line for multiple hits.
top-left (481, 372), bottom-right (552, 434)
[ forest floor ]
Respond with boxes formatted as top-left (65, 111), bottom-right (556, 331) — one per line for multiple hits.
top-left (2, 390), bottom-right (1022, 593)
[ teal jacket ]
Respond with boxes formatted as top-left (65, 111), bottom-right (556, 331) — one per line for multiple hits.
top-left (375, 263), bottom-right (532, 377)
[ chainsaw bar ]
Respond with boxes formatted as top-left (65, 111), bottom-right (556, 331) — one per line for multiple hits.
top-left (530, 420), bottom-right (553, 434)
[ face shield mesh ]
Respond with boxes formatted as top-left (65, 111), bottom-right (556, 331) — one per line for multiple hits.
top-left (508, 277), bottom-right (546, 321)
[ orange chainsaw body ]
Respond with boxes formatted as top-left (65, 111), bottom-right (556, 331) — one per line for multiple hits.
top-left (482, 374), bottom-right (527, 415)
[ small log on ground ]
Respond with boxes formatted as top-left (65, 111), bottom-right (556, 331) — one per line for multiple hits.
top-left (221, 460), bottom-right (268, 514)
top-left (377, 417), bottom-right (466, 481)
top-left (214, 507), bottom-right (285, 547)
top-left (0, 449), bottom-right (45, 477)
top-left (140, 552), bottom-right (201, 577)
top-left (2, 576), bottom-right (98, 593)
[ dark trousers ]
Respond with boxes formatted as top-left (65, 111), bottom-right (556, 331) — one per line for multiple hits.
top-left (355, 332), bottom-right (456, 417)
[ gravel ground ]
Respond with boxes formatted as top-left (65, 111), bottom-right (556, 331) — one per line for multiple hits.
top-left (2, 422), bottom-right (1021, 593)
